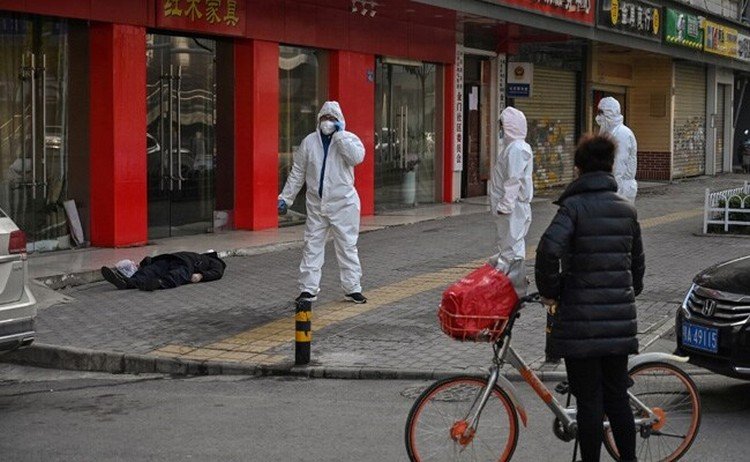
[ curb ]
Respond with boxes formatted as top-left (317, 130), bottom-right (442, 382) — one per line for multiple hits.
top-left (1, 343), bottom-right (569, 383)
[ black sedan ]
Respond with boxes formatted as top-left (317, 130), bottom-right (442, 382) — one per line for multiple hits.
top-left (676, 255), bottom-right (750, 379)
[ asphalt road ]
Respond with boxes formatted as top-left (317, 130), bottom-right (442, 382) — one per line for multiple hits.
top-left (1, 364), bottom-right (748, 461)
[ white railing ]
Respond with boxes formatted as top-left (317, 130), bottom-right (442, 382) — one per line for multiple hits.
top-left (703, 181), bottom-right (750, 233)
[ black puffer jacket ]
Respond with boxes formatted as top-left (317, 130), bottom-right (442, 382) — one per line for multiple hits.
top-left (535, 172), bottom-right (645, 359)
top-left (140, 251), bottom-right (227, 282)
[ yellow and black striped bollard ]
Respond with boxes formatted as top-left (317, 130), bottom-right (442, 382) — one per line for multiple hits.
top-left (295, 299), bottom-right (312, 365)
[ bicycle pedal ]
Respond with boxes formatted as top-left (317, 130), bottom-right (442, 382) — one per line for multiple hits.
top-left (554, 381), bottom-right (570, 395)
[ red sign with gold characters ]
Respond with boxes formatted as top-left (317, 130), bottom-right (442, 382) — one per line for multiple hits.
top-left (493, 0), bottom-right (595, 25)
top-left (158, 0), bottom-right (245, 36)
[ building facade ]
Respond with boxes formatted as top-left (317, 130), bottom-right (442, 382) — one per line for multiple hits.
top-left (0, 0), bottom-right (748, 252)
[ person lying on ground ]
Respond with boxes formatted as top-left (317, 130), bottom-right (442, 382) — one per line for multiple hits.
top-left (100, 251), bottom-right (226, 291)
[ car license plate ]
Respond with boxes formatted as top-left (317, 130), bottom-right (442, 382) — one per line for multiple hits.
top-left (682, 322), bottom-right (719, 354)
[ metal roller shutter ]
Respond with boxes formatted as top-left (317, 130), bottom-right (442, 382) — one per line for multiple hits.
top-left (513, 66), bottom-right (577, 189)
top-left (673, 62), bottom-right (706, 178)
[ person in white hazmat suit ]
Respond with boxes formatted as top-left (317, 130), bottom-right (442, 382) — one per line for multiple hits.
top-left (489, 106), bottom-right (533, 296)
top-left (278, 101), bottom-right (367, 304)
top-left (596, 97), bottom-right (638, 202)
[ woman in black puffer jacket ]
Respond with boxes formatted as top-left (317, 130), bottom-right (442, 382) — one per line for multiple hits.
top-left (535, 135), bottom-right (645, 462)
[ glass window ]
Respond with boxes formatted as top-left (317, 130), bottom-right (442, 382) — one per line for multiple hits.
top-left (278, 46), bottom-right (325, 224)
top-left (374, 60), bottom-right (437, 211)
top-left (0, 17), bottom-right (70, 252)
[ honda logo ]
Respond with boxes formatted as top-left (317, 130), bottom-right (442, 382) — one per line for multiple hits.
top-left (702, 299), bottom-right (717, 317)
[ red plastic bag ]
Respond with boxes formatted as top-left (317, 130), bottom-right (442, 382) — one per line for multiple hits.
top-left (438, 264), bottom-right (519, 341)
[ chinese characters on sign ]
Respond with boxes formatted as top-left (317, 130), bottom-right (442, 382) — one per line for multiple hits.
top-left (535, 0), bottom-right (591, 14)
top-left (738, 33), bottom-right (750, 63)
top-left (598, 0), bottom-right (661, 41)
top-left (497, 0), bottom-right (595, 24)
top-left (454, 46), bottom-right (464, 172)
top-left (704, 20), bottom-right (738, 59)
top-left (161, 0), bottom-right (242, 33)
top-left (664, 9), bottom-right (703, 50)
top-left (507, 62), bottom-right (533, 98)
top-left (497, 54), bottom-right (507, 116)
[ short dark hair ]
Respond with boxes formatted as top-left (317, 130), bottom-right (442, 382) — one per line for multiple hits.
top-left (574, 135), bottom-right (615, 174)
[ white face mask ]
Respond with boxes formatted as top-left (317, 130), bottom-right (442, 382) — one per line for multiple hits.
top-left (319, 120), bottom-right (336, 136)
top-left (595, 114), bottom-right (605, 128)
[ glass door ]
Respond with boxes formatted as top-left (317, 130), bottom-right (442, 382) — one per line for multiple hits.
top-left (278, 46), bottom-right (324, 226)
top-left (146, 34), bottom-right (216, 239)
top-left (374, 60), bottom-right (437, 211)
top-left (0, 16), bottom-right (69, 252)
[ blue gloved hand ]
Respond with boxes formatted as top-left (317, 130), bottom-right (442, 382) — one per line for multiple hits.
top-left (277, 199), bottom-right (288, 216)
top-left (334, 121), bottom-right (344, 132)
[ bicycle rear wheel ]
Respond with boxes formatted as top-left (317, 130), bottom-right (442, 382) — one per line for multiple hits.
top-left (603, 362), bottom-right (701, 462)
top-left (405, 376), bottom-right (519, 462)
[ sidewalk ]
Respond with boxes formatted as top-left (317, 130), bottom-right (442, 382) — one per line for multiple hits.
top-left (6, 177), bottom-right (741, 381)
top-left (31, 200), bottom-right (492, 289)
top-left (30, 181), bottom-right (666, 288)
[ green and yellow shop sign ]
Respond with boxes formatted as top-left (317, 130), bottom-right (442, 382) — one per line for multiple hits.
top-left (664, 9), bottom-right (703, 50)
top-left (703, 19), bottom-right (738, 58)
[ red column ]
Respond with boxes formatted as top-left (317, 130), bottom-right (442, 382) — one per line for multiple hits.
top-left (89, 23), bottom-right (147, 247)
top-left (234, 39), bottom-right (279, 230)
top-left (329, 51), bottom-right (376, 216)
top-left (443, 64), bottom-right (455, 203)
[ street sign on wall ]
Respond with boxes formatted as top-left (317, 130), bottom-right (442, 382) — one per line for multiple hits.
top-left (738, 33), bottom-right (750, 62)
top-left (507, 62), bottom-right (533, 98)
top-left (454, 46), bottom-right (464, 172)
top-left (664, 8), bottom-right (703, 50)
top-left (598, 0), bottom-right (662, 41)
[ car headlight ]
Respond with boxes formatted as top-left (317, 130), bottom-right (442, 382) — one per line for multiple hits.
top-left (681, 284), bottom-right (696, 310)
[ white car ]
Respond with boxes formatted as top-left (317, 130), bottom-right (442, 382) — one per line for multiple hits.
top-left (0, 211), bottom-right (36, 353)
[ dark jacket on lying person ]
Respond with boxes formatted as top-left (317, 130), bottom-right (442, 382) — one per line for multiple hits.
top-left (101, 251), bottom-right (227, 291)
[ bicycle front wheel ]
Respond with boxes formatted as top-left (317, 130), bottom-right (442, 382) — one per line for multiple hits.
top-left (604, 361), bottom-right (701, 462)
top-left (405, 376), bottom-right (519, 462)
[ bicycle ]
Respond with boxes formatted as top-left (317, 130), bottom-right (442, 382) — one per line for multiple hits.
top-left (405, 293), bottom-right (701, 462)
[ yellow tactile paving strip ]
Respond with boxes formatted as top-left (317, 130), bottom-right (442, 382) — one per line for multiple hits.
top-left (149, 208), bottom-right (703, 365)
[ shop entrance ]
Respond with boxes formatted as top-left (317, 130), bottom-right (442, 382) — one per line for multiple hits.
top-left (592, 89), bottom-right (627, 129)
top-left (146, 34), bottom-right (216, 239)
top-left (0, 16), bottom-right (70, 252)
top-left (461, 56), bottom-right (492, 198)
top-left (374, 59), bottom-right (437, 210)
top-left (715, 83), bottom-right (730, 174)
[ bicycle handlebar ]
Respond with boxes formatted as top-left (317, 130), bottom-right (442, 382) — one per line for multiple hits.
top-left (500, 292), bottom-right (542, 341)
top-left (519, 292), bottom-right (541, 305)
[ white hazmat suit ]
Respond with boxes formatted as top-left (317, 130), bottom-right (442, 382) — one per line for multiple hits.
top-left (597, 97), bottom-right (638, 202)
top-left (279, 101), bottom-right (365, 295)
top-left (489, 107), bottom-right (533, 292)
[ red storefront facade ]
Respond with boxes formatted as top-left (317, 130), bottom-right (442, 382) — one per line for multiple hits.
top-left (0, 0), bottom-right (456, 249)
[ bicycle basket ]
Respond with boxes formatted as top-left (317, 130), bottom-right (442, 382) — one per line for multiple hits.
top-left (437, 263), bottom-right (519, 342)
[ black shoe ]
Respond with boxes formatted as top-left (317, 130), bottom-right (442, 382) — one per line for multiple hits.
top-left (296, 291), bottom-right (318, 302)
top-left (101, 266), bottom-right (129, 290)
top-left (345, 292), bottom-right (367, 304)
